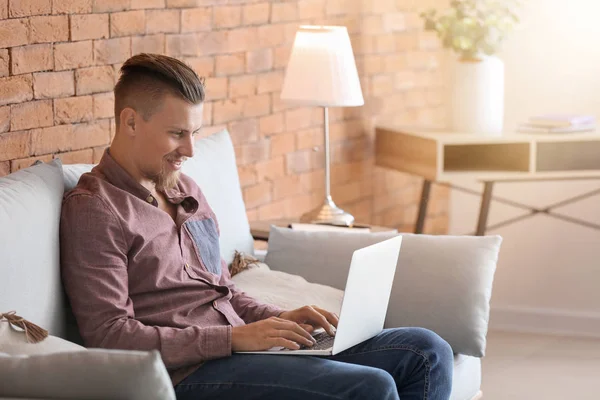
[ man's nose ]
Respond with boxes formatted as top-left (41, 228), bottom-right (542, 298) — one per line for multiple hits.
top-left (180, 134), bottom-right (195, 158)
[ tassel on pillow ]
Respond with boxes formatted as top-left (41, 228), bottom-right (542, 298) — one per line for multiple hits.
top-left (230, 251), bottom-right (260, 277)
top-left (0, 311), bottom-right (48, 343)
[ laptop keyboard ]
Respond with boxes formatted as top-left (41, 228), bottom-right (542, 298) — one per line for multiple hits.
top-left (299, 331), bottom-right (335, 350)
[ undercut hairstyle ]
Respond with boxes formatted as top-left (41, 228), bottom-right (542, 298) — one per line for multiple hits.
top-left (114, 53), bottom-right (206, 127)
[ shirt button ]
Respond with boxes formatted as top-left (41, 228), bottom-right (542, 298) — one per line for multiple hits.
top-left (184, 263), bottom-right (189, 270)
top-left (146, 195), bottom-right (154, 203)
top-left (213, 300), bottom-right (217, 308)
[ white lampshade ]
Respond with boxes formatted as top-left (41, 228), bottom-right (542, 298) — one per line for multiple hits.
top-left (281, 25), bottom-right (364, 107)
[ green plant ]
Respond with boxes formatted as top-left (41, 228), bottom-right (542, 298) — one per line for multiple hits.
top-left (421, 0), bottom-right (520, 61)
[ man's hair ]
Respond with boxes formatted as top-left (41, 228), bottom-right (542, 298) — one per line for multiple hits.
top-left (114, 53), bottom-right (206, 127)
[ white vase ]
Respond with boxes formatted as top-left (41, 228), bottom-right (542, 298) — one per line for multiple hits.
top-left (450, 55), bottom-right (505, 135)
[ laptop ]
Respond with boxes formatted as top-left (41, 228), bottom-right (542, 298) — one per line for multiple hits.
top-left (238, 235), bottom-right (402, 356)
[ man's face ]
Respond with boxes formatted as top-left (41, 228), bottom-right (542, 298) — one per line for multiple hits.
top-left (133, 94), bottom-right (204, 191)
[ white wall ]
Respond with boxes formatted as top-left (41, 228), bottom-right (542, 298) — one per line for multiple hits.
top-left (448, 0), bottom-right (600, 337)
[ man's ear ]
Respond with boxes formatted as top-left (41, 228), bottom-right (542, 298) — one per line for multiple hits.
top-left (120, 108), bottom-right (138, 137)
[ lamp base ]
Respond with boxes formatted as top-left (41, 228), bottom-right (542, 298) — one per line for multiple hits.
top-left (300, 197), bottom-right (355, 226)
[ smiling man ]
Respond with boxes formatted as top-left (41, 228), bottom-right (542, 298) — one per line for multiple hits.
top-left (60, 53), bottom-right (453, 400)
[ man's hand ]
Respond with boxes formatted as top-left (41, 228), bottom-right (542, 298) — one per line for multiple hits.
top-left (231, 317), bottom-right (317, 352)
top-left (279, 305), bottom-right (339, 337)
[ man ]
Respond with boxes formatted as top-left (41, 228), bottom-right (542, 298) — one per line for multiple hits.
top-left (60, 53), bottom-right (453, 400)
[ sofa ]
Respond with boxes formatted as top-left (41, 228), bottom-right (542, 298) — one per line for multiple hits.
top-left (0, 129), bottom-right (501, 399)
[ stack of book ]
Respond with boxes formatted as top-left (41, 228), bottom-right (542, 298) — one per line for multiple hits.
top-left (517, 114), bottom-right (597, 134)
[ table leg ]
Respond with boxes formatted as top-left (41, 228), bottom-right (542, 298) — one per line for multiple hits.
top-left (476, 181), bottom-right (494, 236)
top-left (415, 179), bottom-right (432, 234)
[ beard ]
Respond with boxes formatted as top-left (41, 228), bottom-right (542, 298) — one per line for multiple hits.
top-left (148, 157), bottom-right (184, 192)
top-left (155, 168), bottom-right (180, 192)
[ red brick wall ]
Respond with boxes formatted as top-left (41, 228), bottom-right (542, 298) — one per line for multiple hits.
top-left (0, 0), bottom-right (449, 234)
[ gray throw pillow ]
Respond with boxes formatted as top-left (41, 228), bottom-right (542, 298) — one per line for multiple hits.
top-left (264, 226), bottom-right (502, 357)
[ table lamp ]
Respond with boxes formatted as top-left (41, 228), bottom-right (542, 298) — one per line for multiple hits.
top-left (281, 25), bottom-right (364, 226)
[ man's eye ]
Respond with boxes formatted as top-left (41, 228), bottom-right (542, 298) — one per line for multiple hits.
top-left (192, 130), bottom-right (200, 137)
top-left (171, 131), bottom-right (184, 136)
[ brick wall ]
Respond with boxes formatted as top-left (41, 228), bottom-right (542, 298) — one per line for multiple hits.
top-left (0, 0), bottom-right (449, 234)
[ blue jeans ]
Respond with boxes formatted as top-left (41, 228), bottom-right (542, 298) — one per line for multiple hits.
top-left (174, 327), bottom-right (454, 400)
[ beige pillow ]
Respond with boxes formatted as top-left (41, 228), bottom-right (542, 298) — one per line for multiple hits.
top-left (0, 317), bottom-right (85, 355)
top-left (232, 262), bottom-right (344, 314)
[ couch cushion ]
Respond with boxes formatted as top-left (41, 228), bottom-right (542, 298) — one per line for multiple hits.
top-left (265, 227), bottom-right (502, 357)
top-left (0, 159), bottom-right (67, 337)
top-left (0, 349), bottom-right (175, 400)
top-left (231, 263), bottom-right (344, 314)
top-left (63, 164), bottom-right (93, 192)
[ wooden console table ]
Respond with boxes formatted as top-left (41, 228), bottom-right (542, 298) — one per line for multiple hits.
top-left (375, 124), bottom-right (600, 235)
